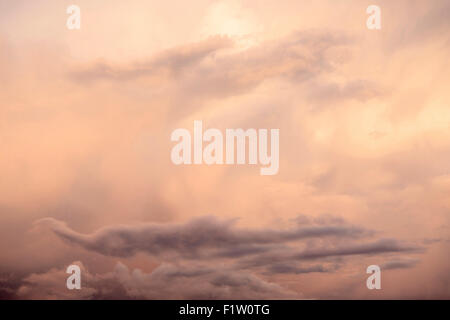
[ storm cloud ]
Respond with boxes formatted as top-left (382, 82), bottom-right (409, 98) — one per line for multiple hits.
top-left (37, 216), bottom-right (423, 276)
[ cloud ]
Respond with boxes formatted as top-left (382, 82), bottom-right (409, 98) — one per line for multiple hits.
top-left (293, 238), bottom-right (421, 259)
top-left (236, 238), bottom-right (421, 272)
top-left (1, 0), bottom-right (448, 300)
top-left (12, 212), bottom-right (423, 299)
top-left (388, 0), bottom-right (450, 49)
top-left (381, 258), bottom-right (419, 270)
top-left (264, 263), bottom-right (338, 275)
top-left (16, 261), bottom-right (97, 299)
top-left (15, 261), bottom-right (298, 300)
top-left (113, 263), bottom-right (299, 299)
top-left (0, 275), bottom-right (20, 300)
top-left (36, 215), bottom-right (372, 259)
top-left (68, 30), bottom-right (354, 105)
top-left (36, 215), bottom-right (423, 281)
top-left (305, 79), bottom-right (383, 108)
top-left (69, 35), bottom-right (234, 83)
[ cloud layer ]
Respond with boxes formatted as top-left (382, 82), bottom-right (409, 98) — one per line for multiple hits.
top-left (0, 0), bottom-right (449, 299)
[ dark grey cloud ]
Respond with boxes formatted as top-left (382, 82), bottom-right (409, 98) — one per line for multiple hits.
top-left (236, 238), bottom-right (421, 273)
top-left (36, 215), bottom-right (424, 281)
top-left (381, 258), bottom-right (419, 270)
top-left (293, 238), bottom-right (421, 260)
top-left (36, 215), bottom-right (371, 260)
top-left (6, 214), bottom-right (428, 299)
top-left (0, 275), bottom-right (20, 300)
top-left (264, 263), bottom-right (338, 275)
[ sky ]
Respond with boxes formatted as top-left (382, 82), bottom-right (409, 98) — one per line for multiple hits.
top-left (0, 0), bottom-right (449, 299)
